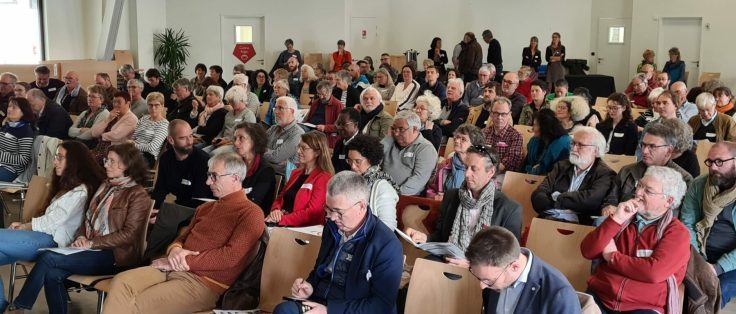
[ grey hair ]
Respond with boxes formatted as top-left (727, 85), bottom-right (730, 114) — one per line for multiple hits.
top-left (478, 66), bottom-right (491, 75)
top-left (648, 87), bottom-right (664, 105)
top-left (643, 122), bottom-right (678, 148)
top-left (173, 78), bottom-right (191, 91)
top-left (118, 64), bottom-right (134, 76)
top-left (225, 86), bottom-right (248, 105)
top-left (492, 96), bottom-right (512, 112)
top-left (374, 68), bottom-right (395, 87)
top-left (127, 78), bottom-right (144, 88)
top-left (316, 80), bottom-right (332, 93)
top-left (326, 171), bottom-right (369, 204)
top-left (695, 92), bottom-right (716, 110)
top-left (277, 95), bottom-right (298, 111)
top-left (661, 118), bottom-right (694, 154)
top-left (633, 73), bottom-right (647, 84)
top-left (643, 166), bottom-right (687, 210)
top-left (208, 152), bottom-right (247, 183)
top-left (274, 79), bottom-right (290, 92)
top-left (448, 78), bottom-right (465, 95)
top-left (572, 126), bottom-right (607, 158)
top-left (360, 86), bottom-right (382, 101)
top-left (414, 91), bottom-right (442, 121)
top-left (233, 73), bottom-right (249, 88)
top-left (485, 63), bottom-right (496, 74)
top-left (26, 88), bottom-right (47, 101)
top-left (336, 70), bottom-right (353, 85)
top-left (394, 110), bottom-right (421, 131)
top-left (206, 85), bottom-right (224, 101)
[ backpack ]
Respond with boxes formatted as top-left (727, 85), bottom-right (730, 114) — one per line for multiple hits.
top-left (218, 229), bottom-right (270, 310)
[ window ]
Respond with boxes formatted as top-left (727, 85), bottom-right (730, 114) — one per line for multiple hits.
top-left (0, 0), bottom-right (43, 63)
top-left (235, 26), bottom-right (253, 43)
top-left (608, 26), bottom-right (625, 44)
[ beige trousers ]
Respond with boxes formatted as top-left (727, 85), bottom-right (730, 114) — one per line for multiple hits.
top-left (102, 266), bottom-right (220, 314)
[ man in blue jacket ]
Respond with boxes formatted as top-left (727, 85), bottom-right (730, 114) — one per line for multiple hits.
top-left (465, 226), bottom-right (581, 314)
top-left (274, 171), bottom-right (403, 314)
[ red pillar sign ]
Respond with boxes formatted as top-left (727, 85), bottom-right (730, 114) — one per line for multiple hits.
top-left (233, 43), bottom-right (256, 64)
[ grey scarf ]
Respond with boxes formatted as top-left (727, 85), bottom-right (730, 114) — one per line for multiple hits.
top-left (449, 181), bottom-right (495, 251)
top-left (362, 165), bottom-right (400, 193)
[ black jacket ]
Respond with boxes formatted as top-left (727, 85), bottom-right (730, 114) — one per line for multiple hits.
top-left (332, 86), bottom-right (361, 108)
top-left (532, 159), bottom-right (615, 219)
top-left (431, 188), bottom-right (522, 242)
top-left (596, 119), bottom-right (639, 156)
top-left (438, 99), bottom-right (469, 138)
top-left (196, 108), bottom-right (228, 144)
top-left (37, 100), bottom-right (72, 140)
top-left (242, 157), bottom-right (276, 215)
top-left (522, 47), bottom-right (542, 71)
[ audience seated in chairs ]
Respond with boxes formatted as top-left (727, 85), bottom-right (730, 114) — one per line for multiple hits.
top-left (251, 69), bottom-right (272, 103)
top-left (130, 92), bottom-right (169, 168)
top-left (68, 85), bottom-right (110, 147)
top-left (671, 81), bottom-right (698, 122)
top-left (29, 65), bottom-right (64, 101)
top-left (663, 118), bottom-right (700, 179)
top-left (232, 122), bottom-right (276, 214)
top-left (6, 143), bottom-right (151, 313)
top-left (406, 145), bottom-right (522, 267)
top-left (273, 171), bottom-right (403, 314)
top-left (582, 166), bottom-right (689, 314)
top-left (371, 68), bottom-right (396, 101)
top-left (680, 142), bottom-right (736, 308)
top-left (266, 131), bottom-right (333, 227)
top-left (550, 95), bottom-right (590, 133)
top-left (500, 72), bottom-right (527, 124)
top-left (230, 73), bottom-right (260, 117)
top-left (103, 152), bottom-right (265, 313)
top-left (264, 96), bottom-right (305, 176)
top-left (203, 86), bottom-right (256, 156)
top-left (304, 80), bottom-right (345, 148)
top-left (0, 141), bottom-right (105, 311)
top-left (595, 93), bottom-right (639, 156)
top-left (523, 108), bottom-right (571, 175)
top-left (545, 78), bottom-right (573, 102)
top-left (127, 78), bottom-right (147, 118)
top-left (194, 85), bottom-right (228, 145)
top-left (426, 124), bottom-right (484, 198)
top-left (626, 73), bottom-right (652, 109)
top-left (263, 79), bottom-right (292, 127)
top-left (331, 108), bottom-right (360, 173)
top-left (532, 126), bottom-right (616, 224)
top-left (345, 134), bottom-right (399, 230)
top-left (418, 65), bottom-right (447, 103)
top-left (26, 88), bottom-right (72, 140)
top-left (463, 65), bottom-right (494, 107)
top-left (357, 87), bottom-right (393, 139)
top-left (190, 63), bottom-right (207, 97)
top-left (391, 65), bottom-right (421, 111)
top-left (467, 81), bottom-right (500, 129)
top-left (689, 92), bottom-right (736, 143)
top-left (90, 91), bottom-right (139, 166)
top-left (382, 111), bottom-right (438, 196)
top-left (465, 226), bottom-right (580, 314)
top-left (54, 71), bottom-right (89, 115)
top-left (0, 97), bottom-right (36, 182)
top-left (483, 97), bottom-right (524, 175)
top-left (332, 70), bottom-right (361, 108)
top-left (438, 78), bottom-right (470, 138)
top-left (167, 79), bottom-right (202, 128)
top-left (518, 79), bottom-right (549, 127)
top-left (413, 91), bottom-right (443, 150)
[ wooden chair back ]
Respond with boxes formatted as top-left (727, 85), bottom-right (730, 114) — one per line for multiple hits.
top-left (258, 228), bottom-right (322, 312)
top-left (602, 154), bottom-right (636, 173)
top-left (21, 175), bottom-right (52, 223)
top-left (526, 218), bottom-right (595, 291)
top-left (384, 100), bottom-right (399, 117)
top-left (259, 101), bottom-right (269, 122)
top-left (513, 124), bottom-right (534, 155)
top-left (274, 175), bottom-right (284, 202)
top-left (396, 195), bottom-right (441, 235)
top-left (444, 137), bottom-right (455, 159)
top-left (404, 258), bottom-right (482, 314)
top-left (696, 140), bottom-right (715, 176)
top-left (501, 171), bottom-right (545, 232)
top-left (698, 72), bottom-right (721, 85)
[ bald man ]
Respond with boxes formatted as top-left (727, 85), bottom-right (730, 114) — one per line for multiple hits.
top-left (54, 71), bottom-right (89, 114)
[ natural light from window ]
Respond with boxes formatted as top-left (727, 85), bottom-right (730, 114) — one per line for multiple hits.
top-left (0, 0), bottom-right (42, 64)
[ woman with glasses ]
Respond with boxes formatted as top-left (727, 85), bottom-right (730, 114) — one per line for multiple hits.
top-left (68, 85), bottom-right (111, 148)
top-left (251, 69), bottom-right (273, 103)
top-left (7, 143), bottom-right (151, 313)
top-left (426, 125), bottom-right (485, 198)
top-left (90, 91), bottom-right (139, 166)
top-left (0, 97), bottom-right (35, 182)
top-left (0, 141), bottom-right (105, 311)
top-left (232, 122), bottom-right (276, 215)
top-left (524, 109), bottom-right (571, 175)
top-left (413, 91), bottom-right (443, 150)
top-left (266, 132), bottom-right (334, 227)
top-left (344, 134), bottom-right (399, 230)
top-left (596, 93), bottom-right (638, 155)
top-left (130, 92), bottom-right (169, 168)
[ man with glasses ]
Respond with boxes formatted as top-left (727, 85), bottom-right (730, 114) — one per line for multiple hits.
top-left (265, 96), bottom-right (305, 176)
top-left (54, 71), bottom-right (89, 115)
top-left (626, 73), bottom-right (651, 108)
top-left (681, 142), bottom-right (736, 307)
top-left (128, 78), bottom-right (147, 118)
top-left (382, 111), bottom-right (437, 195)
top-left (500, 72), bottom-right (527, 124)
top-left (438, 78), bottom-right (469, 137)
top-left (274, 172), bottom-right (402, 314)
top-left (671, 81), bottom-right (698, 122)
top-left (104, 152), bottom-right (266, 312)
top-left (601, 123), bottom-right (693, 216)
top-left (331, 108), bottom-right (360, 173)
top-left (0, 72), bottom-right (18, 115)
top-left (465, 226), bottom-right (579, 314)
top-left (582, 166), bottom-right (689, 314)
top-left (531, 126), bottom-right (615, 224)
top-left (463, 65), bottom-right (495, 107)
top-left (482, 97), bottom-right (523, 176)
top-left (689, 92), bottom-right (736, 142)
top-left (30, 65), bottom-right (64, 100)
top-left (26, 88), bottom-right (72, 140)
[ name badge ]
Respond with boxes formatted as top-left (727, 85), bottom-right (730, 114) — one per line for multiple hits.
top-left (4, 132), bottom-right (14, 139)
top-left (244, 187), bottom-right (252, 194)
top-left (706, 132), bottom-right (716, 138)
top-left (234, 118), bottom-right (243, 123)
top-left (497, 142), bottom-right (508, 148)
top-left (483, 120), bottom-right (488, 125)
top-left (636, 249), bottom-right (653, 258)
top-left (48, 87), bottom-right (57, 92)
top-left (276, 139), bottom-right (284, 145)
top-left (403, 152), bottom-right (414, 158)
top-left (613, 132), bottom-right (624, 138)
top-left (145, 129), bottom-right (155, 135)
top-left (338, 154), bottom-right (345, 160)
top-left (181, 179), bottom-right (191, 186)
top-left (301, 183), bottom-right (313, 190)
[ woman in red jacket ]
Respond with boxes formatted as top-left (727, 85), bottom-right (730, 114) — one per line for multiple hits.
top-left (266, 131), bottom-right (334, 227)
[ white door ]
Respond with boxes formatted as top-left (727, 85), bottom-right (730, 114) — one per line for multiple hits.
top-left (595, 18), bottom-right (631, 92)
top-left (350, 17), bottom-right (378, 63)
top-left (220, 16), bottom-right (264, 80)
top-left (659, 17), bottom-right (702, 88)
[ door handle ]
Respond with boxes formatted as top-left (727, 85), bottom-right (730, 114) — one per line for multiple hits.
top-left (597, 58), bottom-right (604, 64)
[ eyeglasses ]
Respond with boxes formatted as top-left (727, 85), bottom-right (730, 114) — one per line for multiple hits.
top-left (335, 121), bottom-right (355, 128)
top-left (570, 141), bottom-right (596, 150)
top-left (635, 182), bottom-right (666, 198)
top-left (207, 172), bottom-right (236, 182)
top-left (502, 80), bottom-right (518, 85)
top-left (325, 201), bottom-right (361, 219)
top-left (103, 158), bottom-right (119, 167)
top-left (345, 157), bottom-right (366, 166)
top-left (491, 111), bottom-right (510, 118)
top-left (639, 143), bottom-right (670, 151)
top-left (470, 145), bottom-right (493, 159)
top-left (470, 262), bottom-right (512, 287)
top-left (53, 154), bottom-right (66, 161)
top-left (606, 106), bottom-right (623, 111)
top-left (704, 157), bottom-right (736, 168)
top-left (390, 126), bottom-right (410, 133)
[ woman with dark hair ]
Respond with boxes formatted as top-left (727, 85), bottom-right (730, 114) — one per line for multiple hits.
top-left (545, 32), bottom-right (566, 85)
top-left (191, 63), bottom-right (208, 96)
top-left (662, 47), bottom-right (685, 84)
top-left (390, 65), bottom-right (421, 111)
top-left (0, 141), bottom-right (105, 311)
top-left (596, 93), bottom-right (638, 155)
top-left (346, 134), bottom-right (399, 230)
top-left (252, 69), bottom-right (273, 103)
top-left (426, 124), bottom-right (484, 198)
top-left (209, 65), bottom-right (228, 90)
top-left (518, 79), bottom-right (549, 126)
top-left (713, 86), bottom-right (736, 116)
top-left (7, 143), bottom-right (151, 313)
top-left (233, 122), bottom-right (276, 214)
top-left (446, 68), bottom-right (459, 83)
top-left (266, 132), bottom-right (334, 227)
top-left (522, 36), bottom-right (542, 72)
top-left (524, 108), bottom-right (571, 175)
top-left (329, 40), bottom-right (352, 72)
top-left (428, 37), bottom-right (448, 78)
top-left (0, 97), bottom-right (35, 182)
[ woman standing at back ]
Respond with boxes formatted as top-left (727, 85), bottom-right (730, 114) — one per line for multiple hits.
top-left (545, 32), bottom-right (566, 85)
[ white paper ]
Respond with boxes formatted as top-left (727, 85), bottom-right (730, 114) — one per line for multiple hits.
top-left (39, 247), bottom-right (100, 255)
top-left (287, 225), bottom-right (324, 236)
top-left (213, 310), bottom-right (260, 314)
top-left (194, 197), bottom-right (216, 202)
top-left (299, 122), bottom-right (316, 129)
top-left (394, 229), bottom-right (465, 258)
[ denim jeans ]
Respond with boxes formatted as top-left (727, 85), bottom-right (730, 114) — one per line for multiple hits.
top-left (11, 250), bottom-right (117, 314)
top-left (719, 269), bottom-right (736, 307)
top-left (0, 167), bottom-right (18, 182)
top-left (0, 230), bottom-right (57, 310)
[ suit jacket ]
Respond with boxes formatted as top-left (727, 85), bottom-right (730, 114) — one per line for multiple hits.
top-left (483, 250), bottom-right (581, 314)
top-left (431, 188), bottom-right (522, 242)
top-left (305, 96), bottom-right (345, 148)
top-left (37, 100), bottom-right (72, 139)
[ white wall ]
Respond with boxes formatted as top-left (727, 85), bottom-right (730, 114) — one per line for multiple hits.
top-left (128, 0), bottom-right (166, 70)
top-left (589, 0), bottom-right (632, 74)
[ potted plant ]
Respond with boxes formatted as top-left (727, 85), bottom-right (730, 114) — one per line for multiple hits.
top-left (153, 28), bottom-right (191, 85)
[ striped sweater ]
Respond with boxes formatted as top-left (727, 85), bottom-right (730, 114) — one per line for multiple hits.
top-left (132, 115), bottom-right (169, 159)
top-left (0, 122), bottom-right (35, 175)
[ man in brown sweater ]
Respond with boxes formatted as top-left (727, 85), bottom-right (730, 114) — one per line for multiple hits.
top-left (102, 152), bottom-right (265, 313)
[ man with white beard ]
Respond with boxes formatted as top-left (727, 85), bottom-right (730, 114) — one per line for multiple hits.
top-left (531, 126), bottom-right (616, 224)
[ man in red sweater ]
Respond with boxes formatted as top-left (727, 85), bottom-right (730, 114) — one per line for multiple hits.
top-left (581, 166), bottom-right (690, 313)
top-left (103, 152), bottom-right (265, 313)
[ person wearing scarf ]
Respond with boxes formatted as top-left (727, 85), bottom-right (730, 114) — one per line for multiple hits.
top-left (68, 86), bottom-right (110, 147)
top-left (233, 122), bottom-right (276, 215)
top-left (426, 124), bottom-right (485, 198)
top-left (7, 143), bottom-right (151, 313)
top-left (582, 166), bottom-right (689, 314)
top-left (195, 85), bottom-right (228, 144)
top-left (357, 87), bottom-right (392, 139)
top-left (406, 145), bottom-right (522, 267)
